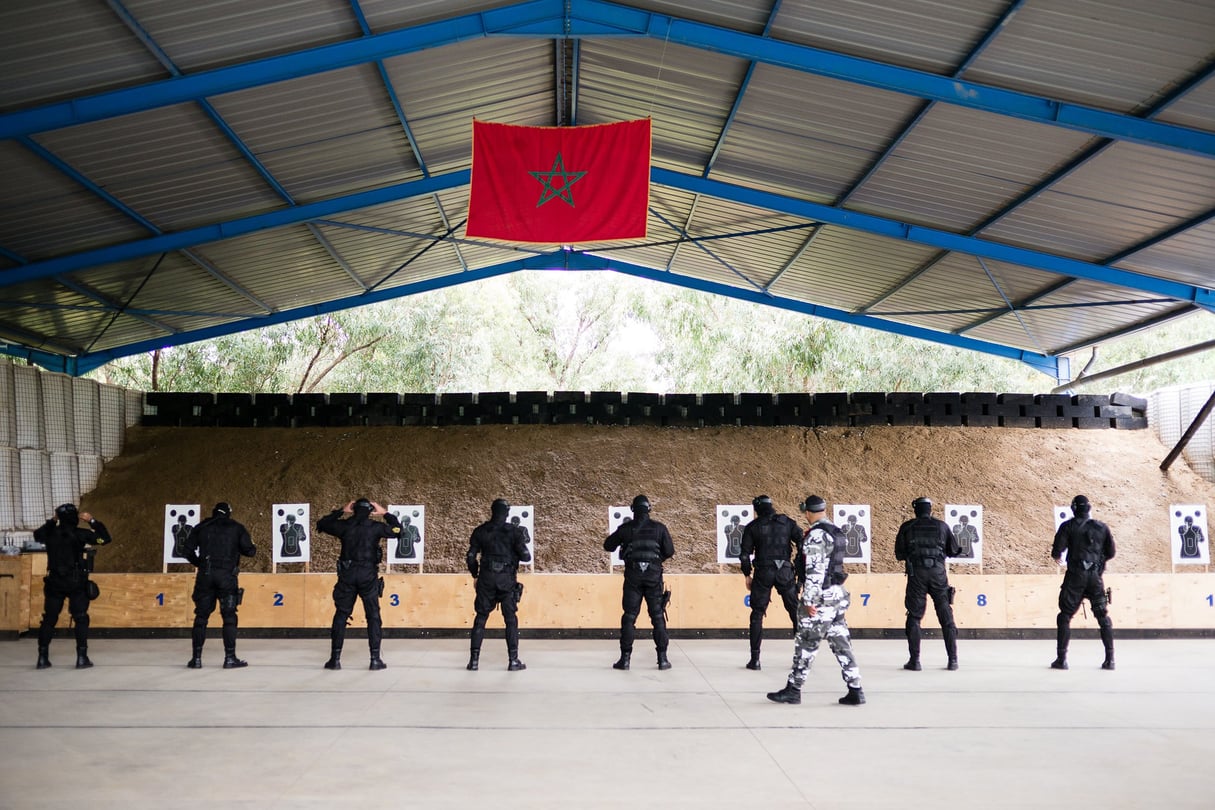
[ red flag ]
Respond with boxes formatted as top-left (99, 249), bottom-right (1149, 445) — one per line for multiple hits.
top-left (466, 119), bottom-right (650, 243)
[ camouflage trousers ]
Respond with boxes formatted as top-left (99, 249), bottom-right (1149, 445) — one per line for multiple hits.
top-left (786, 586), bottom-right (862, 690)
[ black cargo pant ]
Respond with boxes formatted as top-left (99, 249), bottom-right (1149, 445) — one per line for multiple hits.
top-left (619, 562), bottom-right (668, 654)
top-left (38, 573), bottom-right (90, 650)
top-left (748, 561), bottom-right (800, 655)
top-left (192, 565), bottom-right (240, 652)
top-left (471, 564), bottom-right (521, 655)
top-left (1056, 565), bottom-right (1112, 657)
top-left (331, 560), bottom-right (382, 654)
top-left (905, 564), bottom-right (957, 661)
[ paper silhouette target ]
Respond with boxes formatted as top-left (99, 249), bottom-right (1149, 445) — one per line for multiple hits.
top-left (272, 503), bottom-right (311, 563)
top-left (387, 504), bottom-right (425, 565)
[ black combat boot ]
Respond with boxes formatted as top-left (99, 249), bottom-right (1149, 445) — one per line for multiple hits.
top-left (369, 648), bottom-right (387, 670)
top-left (75, 646), bottom-right (93, 669)
top-left (746, 651), bottom-right (761, 670)
top-left (903, 658), bottom-right (922, 671)
top-left (466, 650), bottom-right (480, 671)
top-left (944, 626), bottom-right (959, 671)
top-left (612, 651), bottom-right (631, 670)
top-left (657, 650), bottom-right (671, 670)
top-left (1101, 653), bottom-right (1115, 671)
top-left (507, 650), bottom-right (526, 671)
top-left (839, 687), bottom-right (866, 706)
top-left (222, 649), bottom-right (248, 669)
top-left (324, 648), bottom-right (342, 670)
top-left (1050, 656), bottom-right (1069, 670)
top-left (946, 657), bottom-right (959, 671)
top-left (36, 646), bottom-right (51, 670)
top-left (187, 646), bottom-right (203, 668)
top-left (766, 684), bottom-right (801, 704)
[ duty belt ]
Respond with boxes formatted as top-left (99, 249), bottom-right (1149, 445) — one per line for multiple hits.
top-left (629, 561), bottom-right (656, 571)
top-left (758, 559), bottom-right (788, 569)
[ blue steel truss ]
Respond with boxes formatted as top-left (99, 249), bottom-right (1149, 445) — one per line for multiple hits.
top-left (1, 0), bottom-right (1211, 381)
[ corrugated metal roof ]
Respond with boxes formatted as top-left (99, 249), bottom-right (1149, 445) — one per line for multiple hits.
top-left (0, 0), bottom-right (1212, 380)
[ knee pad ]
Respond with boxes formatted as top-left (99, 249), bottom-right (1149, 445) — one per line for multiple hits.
top-left (1094, 608), bottom-right (1111, 626)
top-left (622, 612), bottom-right (638, 624)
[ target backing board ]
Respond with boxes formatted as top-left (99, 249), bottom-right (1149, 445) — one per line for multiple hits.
top-left (833, 504), bottom-right (871, 563)
top-left (163, 504), bottom-right (200, 565)
top-left (508, 504), bottom-right (535, 569)
top-left (945, 504), bottom-right (983, 565)
top-left (272, 503), bottom-right (311, 563)
top-left (716, 504), bottom-right (751, 564)
top-left (607, 506), bottom-right (631, 566)
top-left (387, 504), bottom-right (425, 564)
top-left (1170, 504), bottom-right (1209, 565)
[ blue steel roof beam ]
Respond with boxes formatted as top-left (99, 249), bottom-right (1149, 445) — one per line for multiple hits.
top-left (0, 2), bottom-right (543, 140)
top-left (931, 58), bottom-right (1215, 326)
top-left (107, 0), bottom-right (296, 204)
top-left (0, 342), bottom-right (85, 375)
top-left (348, 0), bottom-right (473, 281)
top-left (653, 169), bottom-right (1215, 309)
top-left (956, 203), bottom-right (1215, 335)
top-left (673, 1), bottom-right (781, 278)
top-left (0, 322), bottom-right (83, 357)
top-left (0, 172), bottom-right (471, 288)
top-left (18, 135), bottom-right (273, 315)
top-left (580, 0), bottom-right (1215, 157)
top-left (310, 218), bottom-right (547, 259)
top-left (43, 261), bottom-right (528, 376)
top-left (5, 0), bottom-right (1211, 158)
top-left (12, 138), bottom-right (182, 334)
top-left (500, 250), bottom-right (1065, 379)
top-left (840, 0), bottom-right (1026, 210)
top-left (8, 167), bottom-right (1211, 315)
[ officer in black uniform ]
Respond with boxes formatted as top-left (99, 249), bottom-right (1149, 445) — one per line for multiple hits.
top-left (34, 504), bottom-right (111, 669)
top-left (465, 498), bottom-right (531, 671)
top-left (183, 502), bottom-right (256, 669)
top-left (1051, 494), bottom-right (1116, 671)
top-left (603, 494), bottom-right (676, 671)
top-left (317, 498), bottom-right (401, 671)
top-left (738, 495), bottom-right (804, 671)
top-left (894, 497), bottom-right (962, 671)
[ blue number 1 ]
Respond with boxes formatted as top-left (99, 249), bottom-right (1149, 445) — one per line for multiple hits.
top-left (155, 593), bottom-right (164, 606)
top-left (1207, 594), bottom-right (1213, 607)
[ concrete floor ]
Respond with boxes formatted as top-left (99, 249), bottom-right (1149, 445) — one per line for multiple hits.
top-left (0, 636), bottom-right (1212, 809)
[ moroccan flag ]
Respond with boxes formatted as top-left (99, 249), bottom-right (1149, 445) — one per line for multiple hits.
top-left (466, 118), bottom-right (650, 243)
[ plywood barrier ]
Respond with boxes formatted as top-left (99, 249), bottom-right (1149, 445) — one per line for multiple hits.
top-left (10, 561), bottom-right (1215, 632)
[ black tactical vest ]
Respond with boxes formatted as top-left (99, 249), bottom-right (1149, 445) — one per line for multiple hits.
top-left (910, 519), bottom-right (945, 568)
top-left (482, 522), bottom-right (517, 564)
top-left (754, 515), bottom-right (796, 563)
top-left (624, 519), bottom-right (663, 563)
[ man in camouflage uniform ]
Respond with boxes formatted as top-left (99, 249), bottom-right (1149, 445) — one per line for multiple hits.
top-left (767, 495), bottom-right (865, 706)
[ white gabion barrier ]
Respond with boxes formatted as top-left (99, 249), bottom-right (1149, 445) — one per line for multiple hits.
top-left (19, 448), bottom-right (51, 528)
top-left (1151, 382), bottom-right (1215, 483)
top-left (1, 360), bottom-right (135, 530)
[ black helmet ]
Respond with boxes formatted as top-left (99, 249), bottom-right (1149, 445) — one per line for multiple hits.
top-left (353, 498), bottom-right (373, 516)
top-left (1071, 495), bottom-right (1091, 516)
top-left (912, 497), bottom-right (933, 517)
top-left (213, 502), bottom-right (232, 518)
top-left (55, 503), bottom-right (78, 518)
top-left (491, 498), bottom-right (511, 519)
top-left (798, 495), bottom-right (826, 514)
top-left (752, 495), bottom-right (774, 516)
top-left (631, 495), bottom-right (651, 515)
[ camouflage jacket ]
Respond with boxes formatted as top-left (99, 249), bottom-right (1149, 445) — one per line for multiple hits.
top-left (800, 519), bottom-right (843, 606)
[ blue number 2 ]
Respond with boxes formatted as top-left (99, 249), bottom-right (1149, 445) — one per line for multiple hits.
top-left (273, 593), bottom-right (284, 607)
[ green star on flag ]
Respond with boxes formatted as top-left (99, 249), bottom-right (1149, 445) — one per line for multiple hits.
top-left (530, 153), bottom-right (586, 208)
top-left (466, 118), bottom-right (651, 243)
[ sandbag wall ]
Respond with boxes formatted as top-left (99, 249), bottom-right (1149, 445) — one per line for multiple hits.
top-left (0, 361), bottom-right (140, 533)
top-left (143, 390), bottom-right (1149, 429)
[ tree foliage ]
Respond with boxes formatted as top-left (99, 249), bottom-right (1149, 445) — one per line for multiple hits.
top-left (88, 272), bottom-right (1215, 395)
